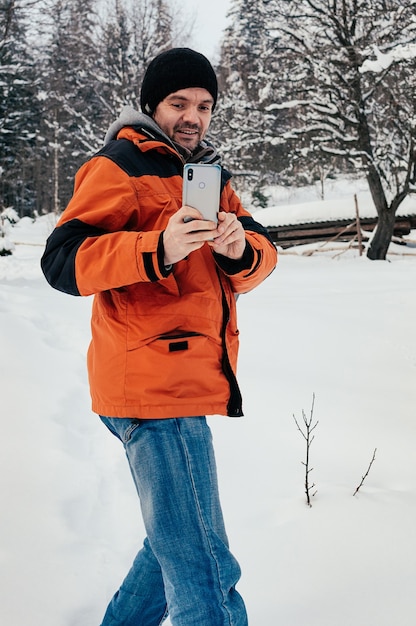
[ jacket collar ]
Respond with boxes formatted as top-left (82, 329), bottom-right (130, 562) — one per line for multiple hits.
top-left (104, 105), bottom-right (221, 165)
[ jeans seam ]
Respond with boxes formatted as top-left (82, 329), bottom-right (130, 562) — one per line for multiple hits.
top-left (123, 419), bottom-right (141, 443)
top-left (174, 418), bottom-right (233, 626)
top-left (158, 605), bottom-right (169, 625)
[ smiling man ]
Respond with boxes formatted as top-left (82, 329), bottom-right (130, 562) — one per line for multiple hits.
top-left (41, 48), bottom-right (277, 626)
top-left (153, 88), bottom-right (213, 150)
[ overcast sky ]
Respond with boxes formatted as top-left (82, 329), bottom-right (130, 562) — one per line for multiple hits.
top-left (179, 0), bottom-right (231, 60)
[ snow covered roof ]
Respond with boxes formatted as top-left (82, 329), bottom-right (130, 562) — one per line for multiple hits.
top-left (253, 185), bottom-right (416, 228)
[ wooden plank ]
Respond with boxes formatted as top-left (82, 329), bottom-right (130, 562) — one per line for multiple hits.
top-left (266, 215), bottom-right (415, 249)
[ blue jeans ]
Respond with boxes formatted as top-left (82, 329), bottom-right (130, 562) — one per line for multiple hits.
top-left (99, 416), bottom-right (248, 626)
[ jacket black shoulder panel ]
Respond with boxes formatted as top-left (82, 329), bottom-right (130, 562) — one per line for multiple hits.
top-left (95, 139), bottom-right (181, 179)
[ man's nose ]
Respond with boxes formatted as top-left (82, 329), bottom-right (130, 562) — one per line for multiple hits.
top-left (181, 106), bottom-right (199, 124)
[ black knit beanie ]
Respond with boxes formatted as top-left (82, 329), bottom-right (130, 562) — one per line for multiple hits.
top-left (140, 48), bottom-right (218, 115)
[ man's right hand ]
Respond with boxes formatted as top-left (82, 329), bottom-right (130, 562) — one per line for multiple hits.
top-left (163, 206), bottom-right (217, 266)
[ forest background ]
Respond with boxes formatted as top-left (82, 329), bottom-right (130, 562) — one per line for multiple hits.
top-left (1, 0), bottom-right (415, 260)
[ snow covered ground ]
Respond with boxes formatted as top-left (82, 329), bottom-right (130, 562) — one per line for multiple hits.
top-left (1, 196), bottom-right (416, 625)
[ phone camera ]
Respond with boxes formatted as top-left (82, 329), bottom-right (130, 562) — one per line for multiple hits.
top-left (187, 168), bottom-right (193, 181)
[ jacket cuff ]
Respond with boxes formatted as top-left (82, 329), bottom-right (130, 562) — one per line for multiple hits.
top-left (158, 231), bottom-right (173, 278)
top-left (213, 241), bottom-right (254, 275)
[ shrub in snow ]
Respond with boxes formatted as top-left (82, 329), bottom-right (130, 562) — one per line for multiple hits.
top-left (0, 208), bottom-right (18, 256)
top-left (1, 208), bottom-right (20, 225)
top-left (0, 237), bottom-right (14, 256)
top-left (252, 188), bottom-right (270, 209)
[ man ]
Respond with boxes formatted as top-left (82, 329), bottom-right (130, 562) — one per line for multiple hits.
top-left (41, 48), bottom-right (277, 626)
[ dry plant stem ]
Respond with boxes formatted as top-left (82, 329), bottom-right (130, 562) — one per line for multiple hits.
top-left (293, 393), bottom-right (319, 507)
top-left (353, 448), bottom-right (377, 496)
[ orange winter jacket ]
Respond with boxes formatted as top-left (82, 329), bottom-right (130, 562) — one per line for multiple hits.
top-left (41, 121), bottom-right (277, 419)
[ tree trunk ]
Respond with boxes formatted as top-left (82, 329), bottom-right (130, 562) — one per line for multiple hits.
top-left (364, 163), bottom-right (394, 260)
top-left (367, 208), bottom-right (396, 260)
top-left (365, 165), bottom-right (409, 260)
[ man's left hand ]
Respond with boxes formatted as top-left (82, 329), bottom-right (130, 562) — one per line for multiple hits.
top-left (209, 212), bottom-right (246, 260)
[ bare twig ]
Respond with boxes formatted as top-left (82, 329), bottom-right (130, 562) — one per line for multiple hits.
top-left (353, 448), bottom-right (377, 496)
top-left (293, 393), bottom-right (319, 507)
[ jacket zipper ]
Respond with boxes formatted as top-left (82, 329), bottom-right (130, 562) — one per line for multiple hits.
top-left (217, 270), bottom-right (243, 417)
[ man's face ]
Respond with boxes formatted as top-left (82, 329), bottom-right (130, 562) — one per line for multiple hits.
top-left (153, 87), bottom-right (213, 151)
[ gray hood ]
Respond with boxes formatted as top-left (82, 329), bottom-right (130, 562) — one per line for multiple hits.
top-left (103, 105), bottom-right (221, 165)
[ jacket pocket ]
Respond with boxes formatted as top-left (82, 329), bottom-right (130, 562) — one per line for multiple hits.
top-left (125, 331), bottom-right (221, 402)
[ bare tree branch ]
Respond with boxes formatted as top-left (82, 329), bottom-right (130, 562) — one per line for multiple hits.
top-left (353, 448), bottom-right (377, 496)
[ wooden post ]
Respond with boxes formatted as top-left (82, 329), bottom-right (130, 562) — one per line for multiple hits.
top-left (354, 194), bottom-right (363, 256)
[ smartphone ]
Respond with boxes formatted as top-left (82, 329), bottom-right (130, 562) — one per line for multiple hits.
top-left (182, 163), bottom-right (221, 223)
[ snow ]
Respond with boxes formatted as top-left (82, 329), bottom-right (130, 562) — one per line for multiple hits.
top-left (253, 177), bottom-right (416, 227)
top-left (1, 200), bottom-right (416, 625)
top-left (361, 43), bottom-right (416, 73)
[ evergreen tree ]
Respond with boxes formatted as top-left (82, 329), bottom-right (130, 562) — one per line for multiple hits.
top-left (98, 0), bottom-right (136, 116)
top-left (214, 0), bottom-right (289, 197)
top-left (38, 0), bottom-right (104, 213)
top-left (0, 0), bottom-right (40, 216)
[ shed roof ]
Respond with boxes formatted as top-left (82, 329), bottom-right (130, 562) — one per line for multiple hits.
top-left (254, 188), bottom-right (416, 228)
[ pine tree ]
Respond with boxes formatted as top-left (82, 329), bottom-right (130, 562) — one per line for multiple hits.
top-left (214, 0), bottom-right (289, 197)
top-left (0, 0), bottom-right (40, 216)
top-left (37, 0), bottom-right (104, 213)
top-left (98, 0), bottom-right (137, 116)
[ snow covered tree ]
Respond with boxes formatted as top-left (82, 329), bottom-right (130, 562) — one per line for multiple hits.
top-left (130, 0), bottom-right (173, 61)
top-left (36, 0), bottom-right (106, 213)
top-left (98, 0), bottom-right (177, 117)
top-left (214, 0), bottom-right (290, 197)
top-left (272, 0), bottom-right (416, 260)
top-left (98, 0), bottom-right (135, 116)
top-left (0, 0), bottom-right (41, 216)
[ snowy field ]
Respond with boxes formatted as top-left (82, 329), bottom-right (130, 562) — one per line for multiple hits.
top-left (1, 195), bottom-right (416, 625)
